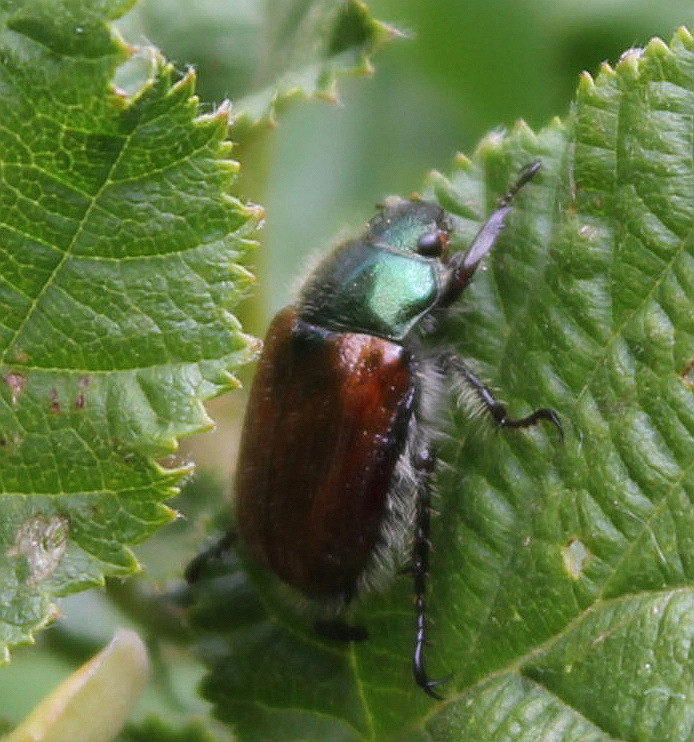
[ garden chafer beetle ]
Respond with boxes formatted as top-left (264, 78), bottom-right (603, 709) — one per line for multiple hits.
top-left (187, 162), bottom-right (561, 698)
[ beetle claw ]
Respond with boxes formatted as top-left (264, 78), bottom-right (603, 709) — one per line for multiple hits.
top-left (414, 639), bottom-right (451, 699)
top-left (416, 670), bottom-right (453, 700)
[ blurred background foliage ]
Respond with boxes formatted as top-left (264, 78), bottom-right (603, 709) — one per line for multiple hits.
top-left (2, 0), bottom-right (694, 735)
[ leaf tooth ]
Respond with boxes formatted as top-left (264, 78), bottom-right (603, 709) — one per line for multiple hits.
top-left (615, 48), bottom-right (642, 80)
top-left (169, 65), bottom-right (197, 97)
top-left (366, 6), bottom-right (404, 46)
top-left (597, 60), bottom-right (617, 80)
top-left (453, 152), bottom-right (473, 170)
top-left (316, 70), bottom-right (341, 104)
top-left (476, 130), bottom-right (506, 159)
top-left (644, 36), bottom-right (672, 60)
top-left (427, 169), bottom-right (461, 207)
top-left (674, 25), bottom-right (694, 47)
top-left (360, 55), bottom-right (376, 77)
top-left (195, 99), bottom-right (232, 128)
top-left (237, 201), bottom-right (266, 229)
top-left (511, 118), bottom-right (538, 149)
top-left (577, 70), bottom-right (596, 95)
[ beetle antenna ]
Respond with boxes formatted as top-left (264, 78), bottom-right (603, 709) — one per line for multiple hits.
top-left (498, 160), bottom-right (542, 208)
top-left (437, 161), bottom-right (543, 309)
top-left (464, 159), bottom-right (543, 270)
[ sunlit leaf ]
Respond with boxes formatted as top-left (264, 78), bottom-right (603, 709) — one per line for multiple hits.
top-left (0, 0), bottom-right (259, 652)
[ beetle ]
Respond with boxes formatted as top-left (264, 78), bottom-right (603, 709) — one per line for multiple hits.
top-left (187, 162), bottom-right (561, 698)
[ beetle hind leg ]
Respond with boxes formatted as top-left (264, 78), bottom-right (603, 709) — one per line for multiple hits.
top-left (412, 448), bottom-right (452, 699)
top-left (314, 582), bottom-right (369, 641)
top-left (440, 353), bottom-right (563, 438)
top-left (314, 619), bottom-right (368, 642)
top-left (185, 529), bottom-right (238, 583)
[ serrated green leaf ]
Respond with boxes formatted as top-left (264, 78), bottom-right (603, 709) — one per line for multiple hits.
top-left (189, 26), bottom-right (694, 742)
top-left (0, 1), bottom-right (259, 653)
top-left (232, 0), bottom-right (397, 132)
top-left (121, 0), bottom-right (396, 134)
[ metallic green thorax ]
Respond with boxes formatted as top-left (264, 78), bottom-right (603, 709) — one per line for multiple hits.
top-left (299, 201), bottom-right (446, 341)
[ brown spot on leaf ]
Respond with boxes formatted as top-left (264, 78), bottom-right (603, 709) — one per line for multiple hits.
top-left (50, 389), bottom-right (61, 414)
top-left (3, 372), bottom-right (26, 406)
top-left (75, 377), bottom-right (92, 409)
top-left (7, 514), bottom-right (70, 585)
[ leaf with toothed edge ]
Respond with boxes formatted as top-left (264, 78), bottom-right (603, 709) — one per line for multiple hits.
top-left (189, 26), bottom-right (694, 742)
top-left (0, 0), bottom-right (260, 654)
top-left (122, 0), bottom-right (398, 133)
top-left (229, 0), bottom-right (399, 134)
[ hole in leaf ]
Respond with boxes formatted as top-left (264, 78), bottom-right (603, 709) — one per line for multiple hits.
top-left (562, 537), bottom-right (591, 580)
top-left (7, 515), bottom-right (70, 585)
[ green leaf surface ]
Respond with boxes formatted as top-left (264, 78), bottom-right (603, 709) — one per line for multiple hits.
top-left (189, 26), bottom-right (694, 742)
top-left (122, 716), bottom-right (234, 742)
top-left (0, 1), bottom-right (258, 653)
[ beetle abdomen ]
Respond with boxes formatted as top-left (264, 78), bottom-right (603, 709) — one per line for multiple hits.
top-left (236, 306), bottom-right (416, 599)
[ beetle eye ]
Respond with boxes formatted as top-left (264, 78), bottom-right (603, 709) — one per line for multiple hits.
top-left (416, 230), bottom-right (448, 257)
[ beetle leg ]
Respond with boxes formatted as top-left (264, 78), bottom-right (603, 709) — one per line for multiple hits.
top-left (188, 532), bottom-right (370, 641)
top-left (440, 353), bottom-right (563, 437)
top-left (412, 447), bottom-right (452, 699)
top-left (439, 161), bottom-right (542, 309)
top-left (314, 619), bottom-right (368, 642)
top-left (185, 530), bottom-right (238, 583)
top-left (314, 581), bottom-right (369, 641)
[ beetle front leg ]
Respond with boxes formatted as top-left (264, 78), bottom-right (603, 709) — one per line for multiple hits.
top-left (411, 447), bottom-right (451, 699)
top-left (440, 353), bottom-right (562, 436)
